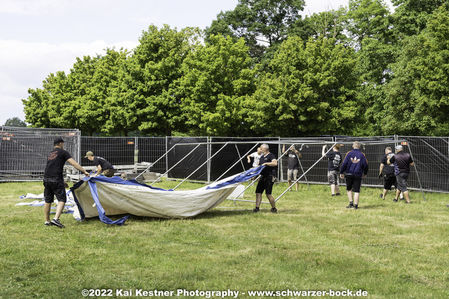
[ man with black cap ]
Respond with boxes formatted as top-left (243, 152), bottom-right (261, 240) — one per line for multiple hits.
top-left (84, 151), bottom-right (115, 177)
top-left (387, 145), bottom-right (414, 203)
top-left (43, 137), bottom-right (89, 228)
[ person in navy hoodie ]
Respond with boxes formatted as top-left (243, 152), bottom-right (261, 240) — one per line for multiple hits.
top-left (339, 141), bottom-right (369, 209)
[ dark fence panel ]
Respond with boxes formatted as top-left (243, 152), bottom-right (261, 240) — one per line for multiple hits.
top-left (81, 137), bottom-right (135, 166)
top-left (0, 127), bottom-right (80, 181)
top-left (167, 137), bottom-right (208, 181)
top-left (209, 137), bottom-right (279, 181)
top-left (137, 137), bottom-right (166, 174)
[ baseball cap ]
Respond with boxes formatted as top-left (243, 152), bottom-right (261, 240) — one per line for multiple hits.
top-left (395, 145), bottom-right (403, 151)
top-left (53, 137), bottom-right (64, 145)
top-left (84, 151), bottom-right (94, 158)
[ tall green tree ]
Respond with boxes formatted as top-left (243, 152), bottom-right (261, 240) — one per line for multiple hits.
top-left (23, 50), bottom-right (127, 135)
top-left (381, 4), bottom-right (449, 135)
top-left (290, 8), bottom-right (349, 43)
top-left (112, 25), bottom-right (199, 136)
top-left (175, 35), bottom-right (256, 136)
top-left (246, 36), bottom-right (358, 136)
top-left (3, 117), bottom-right (26, 127)
top-left (391, 0), bottom-right (448, 38)
top-left (206, 0), bottom-right (305, 60)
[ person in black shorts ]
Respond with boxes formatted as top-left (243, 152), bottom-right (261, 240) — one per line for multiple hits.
top-left (44, 137), bottom-right (89, 228)
top-left (85, 151), bottom-right (115, 177)
top-left (379, 147), bottom-right (396, 200)
top-left (254, 144), bottom-right (278, 213)
top-left (388, 145), bottom-right (414, 203)
top-left (339, 141), bottom-right (369, 209)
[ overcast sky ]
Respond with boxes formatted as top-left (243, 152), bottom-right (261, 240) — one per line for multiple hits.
top-left (0, 0), bottom-right (386, 125)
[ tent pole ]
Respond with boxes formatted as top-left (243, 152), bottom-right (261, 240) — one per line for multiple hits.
top-left (407, 141), bottom-right (426, 201)
top-left (235, 144), bottom-right (246, 172)
top-left (213, 143), bottom-right (258, 183)
top-left (149, 144), bottom-right (201, 186)
top-left (135, 143), bottom-right (177, 180)
top-left (229, 175), bottom-right (261, 201)
top-left (274, 143), bottom-right (337, 202)
top-left (173, 142), bottom-right (230, 190)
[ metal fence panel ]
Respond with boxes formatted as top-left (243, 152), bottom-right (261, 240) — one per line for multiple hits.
top-left (0, 126), bottom-right (80, 181)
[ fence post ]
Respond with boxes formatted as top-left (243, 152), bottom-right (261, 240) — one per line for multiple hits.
top-left (134, 137), bottom-right (138, 165)
top-left (207, 136), bottom-right (211, 183)
top-left (77, 130), bottom-right (81, 164)
top-left (165, 136), bottom-right (169, 174)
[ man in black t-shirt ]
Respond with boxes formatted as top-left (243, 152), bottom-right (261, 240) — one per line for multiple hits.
top-left (388, 145), bottom-right (414, 203)
top-left (254, 144), bottom-right (278, 213)
top-left (85, 151), bottom-right (115, 177)
top-left (379, 147), bottom-right (396, 200)
top-left (43, 137), bottom-right (89, 228)
top-left (322, 144), bottom-right (343, 196)
top-left (282, 144), bottom-right (302, 191)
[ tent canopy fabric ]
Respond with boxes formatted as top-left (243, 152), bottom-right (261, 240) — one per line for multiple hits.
top-left (71, 165), bottom-right (264, 225)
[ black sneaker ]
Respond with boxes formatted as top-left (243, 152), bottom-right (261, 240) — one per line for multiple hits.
top-left (336, 193), bottom-right (341, 196)
top-left (331, 194), bottom-right (336, 197)
top-left (393, 198), bottom-right (398, 202)
top-left (253, 207), bottom-right (260, 213)
top-left (354, 205), bottom-right (358, 210)
top-left (51, 218), bottom-right (65, 228)
top-left (271, 207), bottom-right (277, 213)
top-left (346, 203), bottom-right (354, 209)
top-left (379, 193), bottom-right (383, 199)
top-left (44, 221), bottom-right (50, 226)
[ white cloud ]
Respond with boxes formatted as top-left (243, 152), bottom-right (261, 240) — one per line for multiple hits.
top-left (0, 39), bottom-right (138, 125)
top-left (0, 0), bottom-right (70, 15)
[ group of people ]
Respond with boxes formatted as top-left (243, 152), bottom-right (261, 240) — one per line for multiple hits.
top-left (247, 141), bottom-right (415, 212)
top-left (323, 141), bottom-right (414, 209)
top-left (44, 138), bottom-right (415, 227)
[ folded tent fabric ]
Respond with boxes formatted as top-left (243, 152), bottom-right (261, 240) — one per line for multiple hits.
top-left (71, 165), bottom-right (265, 225)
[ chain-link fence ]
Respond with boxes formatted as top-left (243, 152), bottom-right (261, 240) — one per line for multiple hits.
top-left (1, 129), bottom-right (448, 193)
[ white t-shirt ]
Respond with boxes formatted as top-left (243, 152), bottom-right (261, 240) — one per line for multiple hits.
top-left (249, 152), bottom-right (262, 168)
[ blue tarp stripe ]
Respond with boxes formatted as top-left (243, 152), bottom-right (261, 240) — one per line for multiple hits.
top-left (206, 165), bottom-right (265, 190)
top-left (87, 180), bottom-right (129, 225)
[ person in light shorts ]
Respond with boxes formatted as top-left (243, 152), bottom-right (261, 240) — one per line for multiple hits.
top-left (282, 144), bottom-right (302, 191)
top-left (323, 144), bottom-right (343, 196)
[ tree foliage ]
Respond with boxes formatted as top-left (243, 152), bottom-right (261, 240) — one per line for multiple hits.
top-left (246, 37), bottom-right (358, 136)
top-left (4, 117), bottom-right (26, 127)
top-left (22, 0), bottom-right (449, 137)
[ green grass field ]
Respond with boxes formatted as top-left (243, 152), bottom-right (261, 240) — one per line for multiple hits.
top-left (1, 180), bottom-right (449, 299)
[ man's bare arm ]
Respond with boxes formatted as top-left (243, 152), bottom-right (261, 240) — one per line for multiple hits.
top-left (263, 159), bottom-right (278, 167)
top-left (67, 158), bottom-right (89, 176)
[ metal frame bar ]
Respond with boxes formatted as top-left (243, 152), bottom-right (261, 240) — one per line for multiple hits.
top-left (273, 142), bottom-right (337, 202)
top-left (173, 142), bottom-right (230, 190)
top-left (149, 144), bottom-right (201, 186)
top-left (135, 143), bottom-right (177, 180)
top-left (213, 143), bottom-right (258, 183)
top-left (234, 144), bottom-right (246, 172)
top-left (407, 140), bottom-right (426, 201)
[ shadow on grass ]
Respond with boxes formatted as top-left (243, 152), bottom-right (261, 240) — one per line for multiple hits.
top-left (359, 203), bottom-right (385, 209)
top-left (77, 207), bottom-right (302, 224)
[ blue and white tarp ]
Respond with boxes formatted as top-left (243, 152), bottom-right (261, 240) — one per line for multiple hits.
top-left (71, 166), bottom-right (264, 224)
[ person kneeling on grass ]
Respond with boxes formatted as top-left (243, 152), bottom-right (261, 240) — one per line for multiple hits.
top-left (44, 137), bottom-right (89, 228)
top-left (84, 151), bottom-right (115, 177)
top-left (254, 144), bottom-right (278, 213)
top-left (339, 141), bottom-right (368, 210)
